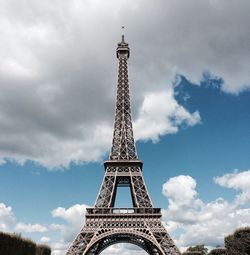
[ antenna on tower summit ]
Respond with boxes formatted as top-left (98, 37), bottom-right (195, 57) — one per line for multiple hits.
top-left (121, 26), bottom-right (125, 41)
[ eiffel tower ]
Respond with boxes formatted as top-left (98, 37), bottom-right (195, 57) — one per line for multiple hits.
top-left (66, 35), bottom-right (181, 255)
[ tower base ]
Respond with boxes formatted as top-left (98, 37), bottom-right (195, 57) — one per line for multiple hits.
top-left (66, 208), bottom-right (180, 255)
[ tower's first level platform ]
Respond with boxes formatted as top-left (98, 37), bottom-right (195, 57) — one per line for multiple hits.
top-left (66, 207), bottom-right (180, 255)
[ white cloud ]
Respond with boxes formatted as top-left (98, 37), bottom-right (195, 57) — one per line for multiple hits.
top-left (51, 204), bottom-right (87, 224)
top-left (162, 170), bottom-right (250, 248)
top-left (41, 236), bottom-right (51, 243)
top-left (0, 203), bottom-right (16, 232)
top-left (214, 169), bottom-right (250, 205)
top-left (162, 175), bottom-right (201, 210)
top-left (0, 0), bottom-right (248, 168)
top-left (134, 90), bottom-right (200, 142)
top-left (51, 204), bottom-right (87, 243)
top-left (50, 223), bottom-right (65, 232)
top-left (15, 222), bottom-right (48, 233)
top-left (0, 202), bottom-right (87, 255)
top-left (0, 202), bottom-right (49, 236)
top-left (0, 201), bottom-right (89, 255)
top-left (52, 239), bottom-right (69, 255)
top-left (102, 243), bottom-right (147, 255)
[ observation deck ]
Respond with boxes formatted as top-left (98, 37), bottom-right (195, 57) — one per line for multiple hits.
top-left (86, 207), bottom-right (162, 219)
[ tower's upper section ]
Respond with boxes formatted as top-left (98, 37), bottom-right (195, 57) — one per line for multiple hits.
top-left (109, 36), bottom-right (137, 160)
top-left (116, 35), bottom-right (130, 59)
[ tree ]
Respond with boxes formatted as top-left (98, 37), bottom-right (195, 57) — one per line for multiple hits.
top-left (182, 252), bottom-right (202, 255)
top-left (225, 227), bottom-right (250, 255)
top-left (0, 231), bottom-right (52, 255)
top-left (182, 245), bottom-right (208, 255)
top-left (208, 248), bottom-right (226, 255)
top-left (0, 231), bottom-right (36, 255)
top-left (36, 244), bottom-right (51, 255)
top-left (186, 245), bottom-right (208, 255)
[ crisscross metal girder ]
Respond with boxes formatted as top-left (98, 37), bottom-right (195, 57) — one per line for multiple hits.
top-left (66, 222), bottom-right (181, 255)
top-left (110, 40), bottom-right (137, 160)
top-left (94, 165), bottom-right (153, 208)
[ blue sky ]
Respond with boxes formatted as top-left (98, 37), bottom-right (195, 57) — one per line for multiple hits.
top-left (1, 76), bottom-right (249, 253)
top-left (0, 0), bottom-right (250, 254)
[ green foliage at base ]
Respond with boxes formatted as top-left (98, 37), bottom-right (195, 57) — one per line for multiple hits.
top-left (225, 227), bottom-right (250, 255)
top-left (0, 232), bottom-right (51, 255)
top-left (0, 232), bottom-right (36, 255)
top-left (182, 252), bottom-right (202, 255)
top-left (208, 248), bottom-right (226, 255)
top-left (184, 244), bottom-right (208, 255)
top-left (36, 244), bottom-right (51, 255)
top-left (182, 227), bottom-right (250, 255)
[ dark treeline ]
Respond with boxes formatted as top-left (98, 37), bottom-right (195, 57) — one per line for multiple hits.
top-left (182, 227), bottom-right (250, 255)
top-left (225, 227), bottom-right (250, 255)
top-left (0, 232), bottom-right (51, 255)
top-left (1, 227), bottom-right (249, 255)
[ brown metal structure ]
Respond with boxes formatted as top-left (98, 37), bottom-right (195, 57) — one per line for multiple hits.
top-left (66, 36), bottom-right (181, 255)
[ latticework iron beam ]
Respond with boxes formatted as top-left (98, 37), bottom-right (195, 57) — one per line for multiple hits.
top-left (110, 36), bottom-right (137, 160)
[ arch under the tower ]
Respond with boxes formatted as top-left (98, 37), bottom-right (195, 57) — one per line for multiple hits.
top-left (85, 231), bottom-right (163, 255)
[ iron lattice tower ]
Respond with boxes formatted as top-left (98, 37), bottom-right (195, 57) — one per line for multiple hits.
top-left (66, 36), bottom-right (181, 255)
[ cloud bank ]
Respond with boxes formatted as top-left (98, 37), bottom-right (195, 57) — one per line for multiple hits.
top-left (0, 0), bottom-right (249, 168)
top-left (162, 169), bottom-right (250, 249)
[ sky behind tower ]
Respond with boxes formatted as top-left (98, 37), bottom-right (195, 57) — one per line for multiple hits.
top-left (0, 0), bottom-right (250, 254)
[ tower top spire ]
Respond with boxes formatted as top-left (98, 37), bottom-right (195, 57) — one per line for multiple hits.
top-left (121, 25), bottom-right (125, 42)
